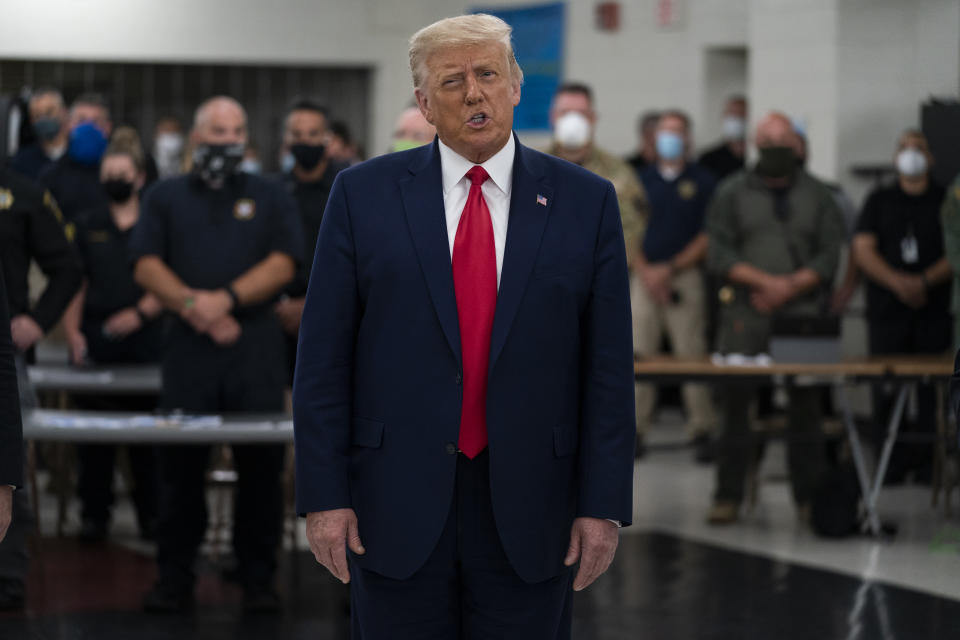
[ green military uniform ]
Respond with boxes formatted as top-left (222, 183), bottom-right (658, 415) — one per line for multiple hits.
top-left (705, 169), bottom-right (844, 507)
top-left (941, 174), bottom-right (960, 349)
top-left (546, 144), bottom-right (648, 265)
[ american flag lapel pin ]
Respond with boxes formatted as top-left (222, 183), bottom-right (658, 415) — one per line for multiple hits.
top-left (536, 194), bottom-right (547, 206)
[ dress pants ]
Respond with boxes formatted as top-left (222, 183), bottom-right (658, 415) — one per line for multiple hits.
top-left (155, 443), bottom-right (285, 588)
top-left (631, 269), bottom-right (715, 438)
top-left (349, 451), bottom-right (574, 640)
top-left (155, 317), bottom-right (287, 590)
top-left (715, 383), bottom-right (825, 506)
top-left (869, 310), bottom-right (951, 478)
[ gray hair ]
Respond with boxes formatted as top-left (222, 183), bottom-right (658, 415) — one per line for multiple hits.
top-left (408, 14), bottom-right (524, 90)
top-left (193, 96), bottom-right (247, 131)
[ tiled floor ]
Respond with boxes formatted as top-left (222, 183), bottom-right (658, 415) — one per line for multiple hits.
top-left (2, 411), bottom-right (959, 639)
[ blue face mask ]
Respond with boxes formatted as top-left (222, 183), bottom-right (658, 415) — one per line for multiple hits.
top-left (655, 131), bottom-right (685, 161)
top-left (68, 122), bottom-right (108, 166)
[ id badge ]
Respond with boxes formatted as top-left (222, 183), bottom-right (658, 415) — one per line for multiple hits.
top-left (901, 235), bottom-right (919, 264)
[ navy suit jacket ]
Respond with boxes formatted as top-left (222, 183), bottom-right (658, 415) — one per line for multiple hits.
top-left (293, 135), bottom-right (636, 584)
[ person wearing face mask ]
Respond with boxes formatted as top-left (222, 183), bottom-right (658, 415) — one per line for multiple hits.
top-left (152, 116), bottom-right (186, 180)
top-left (274, 99), bottom-right (346, 383)
top-left (390, 105), bottom-right (437, 153)
top-left (705, 112), bottom-right (845, 526)
top-left (130, 96), bottom-right (301, 614)
top-left (0, 160), bottom-right (82, 611)
top-left (853, 130), bottom-right (950, 485)
top-left (634, 110), bottom-right (717, 462)
top-left (10, 88), bottom-right (69, 181)
top-left (699, 95), bottom-right (748, 182)
top-left (38, 93), bottom-right (113, 223)
top-left (61, 141), bottom-right (162, 544)
top-left (547, 83), bottom-right (648, 278)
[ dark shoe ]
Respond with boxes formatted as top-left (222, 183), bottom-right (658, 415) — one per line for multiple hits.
top-left (692, 434), bottom-right (715, 464)
top-left (243, 583), bottom-right (280, 614)
top-left (634, 437), bottom-right (647, 460)
top-left (143, 580), bottom-right (193, 613)
top-left (706, 501), bottom-right (739, 525)
top-left (78, 518), bottom-right (108, 544)
top-left (0, 578), bottom-right (25, 612)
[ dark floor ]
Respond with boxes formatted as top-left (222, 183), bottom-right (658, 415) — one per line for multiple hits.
top-left (1, 532), bottom-right (959, 639)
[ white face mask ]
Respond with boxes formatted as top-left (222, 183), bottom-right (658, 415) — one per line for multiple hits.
top-left (554, 112), bottom-right (591, 150)
top-left (154, 133), bottom-right (184, 177)
top-left (722, 116), bottom-right (746, 141)
top-left (896, 148), bottom-right (927, 177)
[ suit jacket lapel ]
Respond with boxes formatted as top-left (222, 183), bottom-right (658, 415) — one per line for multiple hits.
top-left (399, 141), bottom-right (462, 365)
top-left (489, 140), bottom-right (552, 372)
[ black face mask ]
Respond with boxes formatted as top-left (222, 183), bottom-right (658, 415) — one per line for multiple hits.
top-left (192, 143), bottom-right (245, 187)
top-left (102, 179), bottom-right (135, 203)
top-left (755, 146), bottom-right (797, 179)
top-left (290, 143), bottom-right (326, 171)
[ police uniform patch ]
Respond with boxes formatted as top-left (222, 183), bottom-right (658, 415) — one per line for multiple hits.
top-left (233, 198), bottom-right (256, 220)
top-left (88, 230), bottom-right (111, 243)
top-left (0, 188), bottom-right (14, 210)
top-left (677, 180), bottom-right (697, 200)
top-left (954, 186), bottom-right (960, 202)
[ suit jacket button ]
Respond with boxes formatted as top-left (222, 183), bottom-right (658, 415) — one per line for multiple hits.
top-left (455, 372), bottom-right (462, 384)
top-left (446, 443), bottom-right (457, 455)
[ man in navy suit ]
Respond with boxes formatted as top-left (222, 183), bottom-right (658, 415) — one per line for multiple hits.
top-left (294, 13), bottom-right (636, 638)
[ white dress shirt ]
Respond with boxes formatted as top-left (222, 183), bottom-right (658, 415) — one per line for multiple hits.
top-left (438, 135), bottom-right (515, 289)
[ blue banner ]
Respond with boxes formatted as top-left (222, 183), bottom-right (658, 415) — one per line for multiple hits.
top-left (473, 2), bottom-right (564, 132)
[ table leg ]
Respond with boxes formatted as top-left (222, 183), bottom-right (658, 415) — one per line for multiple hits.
top-left (839, 384), bottom-right (880, 535)
top-left (864, 384), bottom-right (910, 528)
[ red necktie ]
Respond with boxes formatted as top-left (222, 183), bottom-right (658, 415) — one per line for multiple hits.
top-left (452, 166), bottom-right (497, 459)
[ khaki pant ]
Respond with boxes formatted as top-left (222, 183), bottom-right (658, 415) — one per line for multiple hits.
top-left (632, 268), bottom-right (715, 438)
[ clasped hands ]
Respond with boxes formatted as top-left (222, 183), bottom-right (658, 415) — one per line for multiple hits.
top-left (636, 259), bottom-right (674, 305)
top-left (307, 509), bottom-right (618, 591)
top-left (181, 289), bottom-right (241, 345)
top-left (749, 273), bottom-right (802, 314)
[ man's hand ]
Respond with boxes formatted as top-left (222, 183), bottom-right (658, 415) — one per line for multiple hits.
top-left (207, 315), bottom-right (242, 346)
top-left (10, 315), bottom-right (43, 352)
top-left (67, 331), bottom-right (88, 366)
top-left (890, 273), bottom-right (927, 309)
top-left (0, 486), bottom-right (12, 543)
top-left (830, 281), bottom-right (857, 314)
top-left (103, 308), bottom-right (143, 339)
top-left (182, 289), bottom-right (232, 333)
top-left (275, 297), bottom-right (306, 335)
top-left (750, 275), bottom-right (796, 314)
top-left (640, 263), bottom-right (673, 305)
top-left (563, 517), bottom-right (619, 592)
top-left (306, 509), bottom-right (366, 584)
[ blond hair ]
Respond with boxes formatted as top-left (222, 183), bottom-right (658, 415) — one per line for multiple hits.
top-left (408, 14), bottom-right (524, 90)
top-left (105, 125), bottom-right (145, 173)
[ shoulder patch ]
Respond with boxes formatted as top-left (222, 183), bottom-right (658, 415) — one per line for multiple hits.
top-left (233, 198), bottom-right (256, 220)
top-left (0, 188), bottom-right (14, 210)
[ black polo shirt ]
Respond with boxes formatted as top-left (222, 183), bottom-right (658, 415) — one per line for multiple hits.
top-left (74, 205), bottom-right (161, 363)
top-left (855, 182), bottom-right (948, 321)
top-left (698, 142), bottom-right (744, 182)
top-left (129, 172), bottom-right (303, 322)
top-left (39, 155), bottom-right (108, 222)
top-left (0, 166), bottom-right (82, 331)
top-left (280, 162), bottom-right (346, 298)
top-left (639, 163), bottom-right (716, 263)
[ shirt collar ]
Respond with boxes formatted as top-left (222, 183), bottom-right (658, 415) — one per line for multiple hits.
top-left (438, 134), bottom-right (515, 197)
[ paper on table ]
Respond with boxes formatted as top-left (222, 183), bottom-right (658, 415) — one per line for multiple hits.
top-left (710, 353), bottom-right (773, 367)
